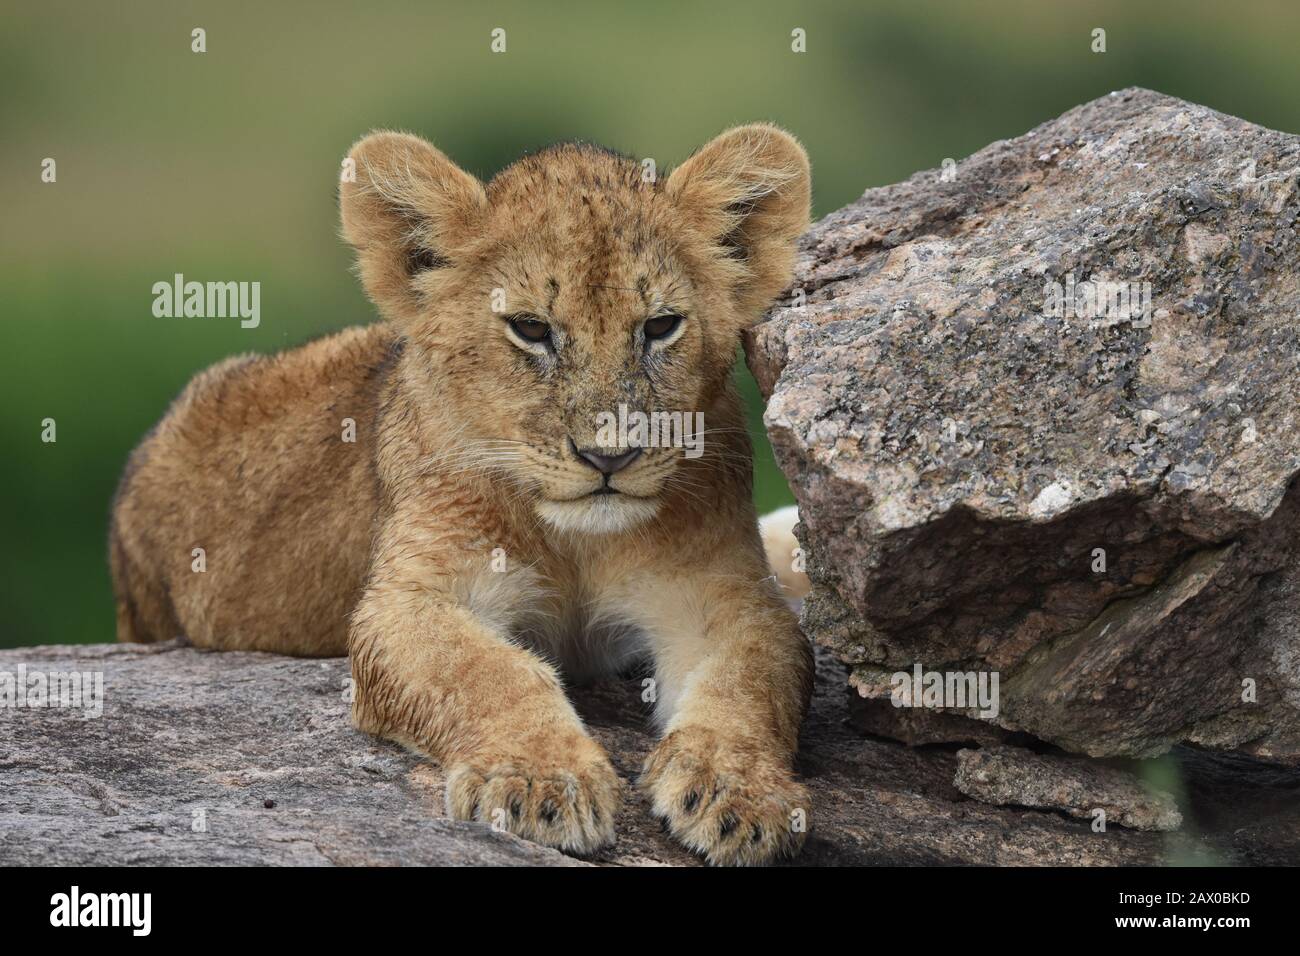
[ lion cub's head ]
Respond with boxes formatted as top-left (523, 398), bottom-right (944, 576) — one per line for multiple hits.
top-left (340, 125), bottom-right (809, 535)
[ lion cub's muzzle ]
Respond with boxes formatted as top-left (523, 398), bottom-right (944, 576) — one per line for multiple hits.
top-left (569, 439), bottom-right (642, 494)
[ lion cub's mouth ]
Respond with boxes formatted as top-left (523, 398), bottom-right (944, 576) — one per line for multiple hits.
top-left (555, 486), bottom-right (649, 502)
top-left (535, 492), bottom-right (660, 535)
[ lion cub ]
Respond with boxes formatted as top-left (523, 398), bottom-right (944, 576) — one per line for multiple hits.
top-left (110, 125), bottom-right (814, 865)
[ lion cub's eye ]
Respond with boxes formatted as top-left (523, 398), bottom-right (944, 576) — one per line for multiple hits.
top-left (507, 314), bottom-right (552, 344)
top-left (644, 312), bottom-right (683, 341)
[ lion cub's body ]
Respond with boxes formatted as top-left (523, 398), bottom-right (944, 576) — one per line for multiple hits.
top-left (112, 126), bottom-right (814, 865)
top-left (112, 325), bottom-right (389, 656)
top-left (113, 322), bottom-right (763, 681)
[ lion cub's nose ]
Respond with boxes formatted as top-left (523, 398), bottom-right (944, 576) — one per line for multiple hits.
top-left (571, 441), bottom-right (642, 477)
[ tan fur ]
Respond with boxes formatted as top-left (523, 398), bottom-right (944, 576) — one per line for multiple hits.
top-left (111, 125), bottom-right (814, 865)
top-left (760, 504), bottom-right (811, 599)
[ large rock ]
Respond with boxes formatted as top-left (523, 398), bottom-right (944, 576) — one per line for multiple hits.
top-left (9, 640), bottom-right (1299, 865)
top-left (746, 88), bottom-right (1300, 762)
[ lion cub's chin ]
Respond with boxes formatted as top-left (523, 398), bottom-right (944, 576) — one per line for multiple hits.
top-left (536, 495), bottom-right (660, 535)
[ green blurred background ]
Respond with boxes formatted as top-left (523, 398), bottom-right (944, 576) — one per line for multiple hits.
top-left (4, 0), bottom-right (1300, 649)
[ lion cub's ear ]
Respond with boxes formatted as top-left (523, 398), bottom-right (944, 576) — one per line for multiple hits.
top-left (666, 124), bottom-right (811, 316)
top-left (340, 131), bottom-right (487, 323)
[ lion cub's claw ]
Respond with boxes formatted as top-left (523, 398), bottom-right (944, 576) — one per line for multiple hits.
top-left (446, 746), bottom-right (621, 856)
top-left (641, 728), bottom-right (808, 866)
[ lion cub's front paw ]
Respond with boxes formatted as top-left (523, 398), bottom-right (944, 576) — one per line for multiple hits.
top-left (641, 727), bottom-right (808, 866)
top-left (445, 734), bottom-right (621, 856)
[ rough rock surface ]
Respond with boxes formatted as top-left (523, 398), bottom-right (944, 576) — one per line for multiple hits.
top-left (954, 746), bottom-right (1182, 832)
top-left (2, 642), bottom-right (1298, 865)
top-left (746, 88), bottom-right (1300, 761)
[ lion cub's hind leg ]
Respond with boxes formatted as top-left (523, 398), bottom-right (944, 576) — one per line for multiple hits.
top-left (109, 498), bottom-right (181, 645)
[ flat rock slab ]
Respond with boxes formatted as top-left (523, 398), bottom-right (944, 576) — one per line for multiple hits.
top-left (746, 87), bottom-right (1300, 761)
top-left (954, 745), bottom-right (1182, 832)
top-left (0, 642), bottom-right (579, 866)
top-left (2, 642), bottom-right (1298, 865)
